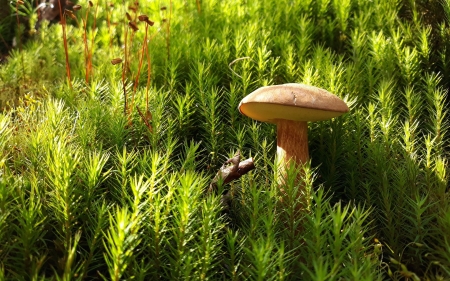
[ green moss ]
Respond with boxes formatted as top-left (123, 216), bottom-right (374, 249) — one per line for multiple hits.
top-left (0, 0), bottom-right (449, 279)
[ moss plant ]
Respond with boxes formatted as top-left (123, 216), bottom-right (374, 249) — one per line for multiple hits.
top-left (0, 0), bottom-right (449, 279)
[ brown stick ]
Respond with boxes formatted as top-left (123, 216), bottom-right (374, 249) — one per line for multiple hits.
top-left (209, 151), bottom-right (255, 192)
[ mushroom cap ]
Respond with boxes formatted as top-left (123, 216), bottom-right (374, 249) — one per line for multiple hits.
top-left (239, 83), bottom-right (349, 123)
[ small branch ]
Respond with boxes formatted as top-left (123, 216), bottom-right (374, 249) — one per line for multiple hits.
top-left (209, 151), bottom-right (255, 192)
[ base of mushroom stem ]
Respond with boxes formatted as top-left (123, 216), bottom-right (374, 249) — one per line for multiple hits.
top-left (275, 157), bottom-right (312, 212)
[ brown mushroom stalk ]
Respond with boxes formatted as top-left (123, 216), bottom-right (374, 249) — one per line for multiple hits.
top-left (276, 119), bottom-right (309, 166)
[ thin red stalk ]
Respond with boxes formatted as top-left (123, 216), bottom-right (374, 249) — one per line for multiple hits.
top-left (136, 105), bottom-right (152, 132)
top-left (35, 0), bottom-right (40, 19)
top-left (167, 0), bottom-right (172, 61)
top-left (58, 0), bottom-right (72, 89)
top-left (130, 23), bottom-right (148, 116)
top-left (135, 0), bottom-right (140, 16)
top-left (107, 10), bottom-right (112, 49)
top-left (122, 23), bottom-right (129, 117)
top-left (127, 8), bottom-right (138, 67)
top-left (126, 28), bottom-right (137, 125)
top-left (128, 28), bottom-right (136, 55)
top-left (133, 25), bottom-right (148, 93)
top-left (92, 3), bottom-right (98, 29)
top-left (196, 0), bottom-right (201, 14)
top-left (15, 3), bottom-right (21, 52)
top-left (83, 6), bottom-right (90, 83)
top-left (86, 2), bottom-right (98, 82)
top-left (145, 30), bottom-right (152, 112)
top-left (125, 23), bottom-right (138, 123)
top-left (15, 2), bottom-right (25, 83)
top-left (142, 31), bottom-right (159, 112)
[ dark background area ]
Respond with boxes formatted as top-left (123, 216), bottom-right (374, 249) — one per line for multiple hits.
top-left (0, 0), bottom-right (13, 60)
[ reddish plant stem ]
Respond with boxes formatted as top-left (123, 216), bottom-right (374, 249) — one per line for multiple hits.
top-left (125, 25), bottom-right (138, 124)
top-left (122, 22), bottom-right (129, 117)
top-left (86, 2), bottom-right (99, 83)
top-left (126, 35), bottom-right (136, 125)
top-left (133, 26), bottom-right (147, 93)
top-left (136, 106), bottom-right (152, 132)
top-left (166, 0), bottom-right (172, 61)
top-left (35, 0), bottom-right (40, 18)
top-left (145, 31), bottom-right (152, 112)
top-left (83, 6), bottom-right (90, 83)
top-left (196, 0), bottom-right (201, 14)
top-left (107, 9), bottom-right (112, 49)
top-left (58, 0), bottom-right (72, 89)
top-left (128, 29), bottom-right (136, 55)
top-left (15, 2), bottom-right (21, 51)
top-left (130, 23), bottom-right (148, 114)
top-left (134, 0), bottom-right (140, 16)
top-left (15, 1), bottom-right (25, 83)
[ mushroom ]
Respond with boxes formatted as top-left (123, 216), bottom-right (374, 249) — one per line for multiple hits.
top-left (238, 83), bottom-right (349, 173)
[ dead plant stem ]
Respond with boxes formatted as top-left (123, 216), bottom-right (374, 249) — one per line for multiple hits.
top-left (58, 0), bottom-right (72, 89)
top-left (15, 1), bottom-right (25, 84)
top-left (196, 0), bottom-right (201, 14)
top-left (86, 2), bottom-right (99, 83)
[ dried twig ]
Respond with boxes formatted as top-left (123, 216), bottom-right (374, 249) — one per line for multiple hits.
top-left (209, 150), bottom-right (255, 193)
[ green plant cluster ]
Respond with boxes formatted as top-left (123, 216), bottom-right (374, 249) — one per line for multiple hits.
top-left (0, 0), bottom-right (449, 280)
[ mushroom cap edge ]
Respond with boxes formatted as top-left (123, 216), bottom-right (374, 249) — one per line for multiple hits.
top-left (238, 83), bottom-right (349, 123)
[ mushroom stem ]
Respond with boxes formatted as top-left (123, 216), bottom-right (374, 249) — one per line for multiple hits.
top-left (276, 119), bottom-right (309, 166)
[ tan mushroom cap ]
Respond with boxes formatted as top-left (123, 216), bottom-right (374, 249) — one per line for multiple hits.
top-left (239, 83), bottom-right (349, 123)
